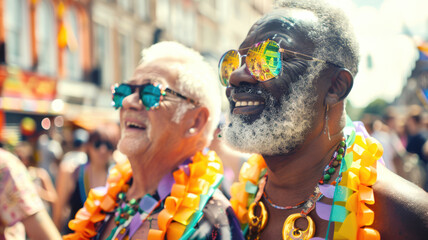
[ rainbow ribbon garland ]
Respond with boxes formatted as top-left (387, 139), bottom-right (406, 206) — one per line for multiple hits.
top-left (64, 150), bottom-right (224, 240)
top-left (230, 116), bottom-right (383, 240)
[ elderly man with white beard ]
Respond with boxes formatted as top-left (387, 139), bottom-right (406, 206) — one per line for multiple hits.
top-left (218, 0), bottom-right (428, 239)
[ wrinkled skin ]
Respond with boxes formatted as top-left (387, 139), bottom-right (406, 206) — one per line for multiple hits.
top-left (224, 8), bottom-right (428, 240)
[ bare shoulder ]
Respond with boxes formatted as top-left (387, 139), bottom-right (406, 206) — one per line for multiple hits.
top-left (371, 164), bottom-right (428, 239)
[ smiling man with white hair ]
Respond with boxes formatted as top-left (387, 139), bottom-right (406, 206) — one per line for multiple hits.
top-left (64, 42), bottom-right (244, 240)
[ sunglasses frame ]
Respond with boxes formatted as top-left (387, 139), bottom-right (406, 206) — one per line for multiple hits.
top-left (218, 39), bottom-right (341, 86)
top-left (111, 83), bottom-right (199, 110)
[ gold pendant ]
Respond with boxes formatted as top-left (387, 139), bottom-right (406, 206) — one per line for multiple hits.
top-left (247, 201), bottom-right (268, 240)
top-left (282, 213), bottom-right (315, 240)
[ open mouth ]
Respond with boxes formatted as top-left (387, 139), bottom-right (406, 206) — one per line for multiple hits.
top-left (232, 98), bottom-right (266, 115)
top-left (125, 121), bottom-right (147, 130)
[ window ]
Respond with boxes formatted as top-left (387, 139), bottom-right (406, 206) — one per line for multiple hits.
top-left (118, 0), bottom-right (132, 12)
top-left (94, 23), bottom-right (112, 88)
top-left (136, 0), bottom-right (150, 21)
top-left (36, 0), bottom-right (57, 76)
top-left (64, 8), bottom-right (83, 81)
top-left (4, 0), bottom-right (31, 68)
top-left (171, 2), bottom-right (182, 40)
top-left (183, 9), bottom-right (196, 46)
top-left (119, 33), bottom-right (131, 83)
top-left (156, 0), bottom-right (170, 28)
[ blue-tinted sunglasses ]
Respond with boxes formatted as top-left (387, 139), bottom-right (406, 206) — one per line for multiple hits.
top-left (111, 83), bottom-right (198, 110)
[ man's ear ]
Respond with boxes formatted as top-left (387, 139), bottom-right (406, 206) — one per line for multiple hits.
top-left (325, 68), bottom-right (354, 106)
top-left (184, 107), bottom-right (209, 137)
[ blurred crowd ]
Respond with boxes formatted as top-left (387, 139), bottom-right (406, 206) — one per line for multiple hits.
top-left (361, 105), bottom-right (428, 191)
top-left (0, 121), bottom-right (122, 239)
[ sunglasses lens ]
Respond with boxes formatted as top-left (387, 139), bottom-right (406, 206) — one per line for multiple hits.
top-left (105, 141), bottom-right (114, 150)
top-left (112, 84), bottom-right (132, 108)
top-left (141, 84), bottom-right (162, 109)
top-left (246, 40), bottom-right (282, 81)
top-left (94, 140), bottom-right (114, 151)
top-left (219, 50), bottom-right (240, 86)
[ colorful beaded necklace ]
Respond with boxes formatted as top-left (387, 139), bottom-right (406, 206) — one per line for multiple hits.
top-left (247, 138), bottom-right (346, 240)
top-left (105, 189), bottom-right (164, 240)
top-left (262, 138), bottom-right (346, 212)
top-left (63, 150), bottom-right (224, 240)
top-left (230, 117), bottom-right (382, 240)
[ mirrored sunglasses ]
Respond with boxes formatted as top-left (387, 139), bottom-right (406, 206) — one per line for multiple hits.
top-left (218, 39), bottom-right (340, 86)
top-left (94, 140), bottom-right (114, 151)
top-left (111, 83), bottom-right (198, 110)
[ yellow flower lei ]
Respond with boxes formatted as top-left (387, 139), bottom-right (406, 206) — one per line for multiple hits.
top-left (230, 129), bottom-right (383, 240)
top-left (63, 150), bottom-right (224, 240)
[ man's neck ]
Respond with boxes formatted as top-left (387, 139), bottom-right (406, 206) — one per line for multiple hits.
top-left (263, 130), bottom-right (344, 206)
top-left (125, 150), bottom-right (197, 200)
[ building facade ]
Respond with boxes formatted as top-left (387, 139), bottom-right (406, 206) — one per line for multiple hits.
top-left (0, 0), bottom-right (272, 142)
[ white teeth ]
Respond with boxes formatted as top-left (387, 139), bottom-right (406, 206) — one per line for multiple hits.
top-left (126, 122), bottom-right (144, 128)
top-left (235, 101), bottom-right (264, 107)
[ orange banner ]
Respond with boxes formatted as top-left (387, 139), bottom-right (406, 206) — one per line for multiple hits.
top-left (0, 67), bottom-right (57, 100)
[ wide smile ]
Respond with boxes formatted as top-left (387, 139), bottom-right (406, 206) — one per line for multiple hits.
top-left (231, 94), bottom-right (266, 115)
top-left (124, 121), bottom-right (147, 130)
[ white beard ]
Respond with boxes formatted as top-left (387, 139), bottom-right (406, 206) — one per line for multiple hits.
top-left (223, 67), bottom-right (321, 156)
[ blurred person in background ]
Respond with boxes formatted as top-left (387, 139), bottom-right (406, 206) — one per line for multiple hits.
top-left (405, 105), bottom-right (428, 162)
top-left (64, 41), bottom-right (243, 240)
top-left (371, 107), bottom-right (407, 176)
top-left (405, 105), bottom-right (428, 191)
top-left (0, 147), bottom-right (62, 240)
top-left (60, 128), bottom-right (89, 168)
top-left (37, 128), bottom-right (64, 182)
top-left (14, 141), bottom-right (58, 214)
top-left (53, 123), bottom-right (120, 233)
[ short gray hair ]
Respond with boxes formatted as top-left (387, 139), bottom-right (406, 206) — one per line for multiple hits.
top-left (140, 41), bottom-right (221, 146)
top-left (275, 0), bottom-right (359, 76)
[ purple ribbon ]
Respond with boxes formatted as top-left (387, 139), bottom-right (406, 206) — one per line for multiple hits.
top-left (315, 201), bottom-right (332, 221)
top-left (319, 184), bottom-right (336, 199)
top-left (157, 172), bottom-right (174, 200)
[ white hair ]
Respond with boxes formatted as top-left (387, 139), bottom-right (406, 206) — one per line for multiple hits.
top-left (275, 0), bottom-right (360, 76)
top-left (140, 41), bottom-right (221, 146)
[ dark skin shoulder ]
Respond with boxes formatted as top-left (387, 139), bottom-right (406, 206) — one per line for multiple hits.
top-left (371, 163), bottom-right (428, 239)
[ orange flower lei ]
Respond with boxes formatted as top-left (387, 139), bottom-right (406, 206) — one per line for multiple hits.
top-left (230, 126), bottom-right (383, 240)
top-left (63, 150), bottom-right (224, 240)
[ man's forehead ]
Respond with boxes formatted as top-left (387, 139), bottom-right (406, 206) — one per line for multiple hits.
top-left (265, 8), bottom-right (318, 23)
top-left (130, 59), bottom-right (179, 85)
top-left (241, 8), bottom-right (318, 49)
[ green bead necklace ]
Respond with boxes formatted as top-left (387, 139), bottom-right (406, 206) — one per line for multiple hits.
top-left (106, 192), bottom-right (141, 240)
top-left (319, 137), bottom-right (346, 185)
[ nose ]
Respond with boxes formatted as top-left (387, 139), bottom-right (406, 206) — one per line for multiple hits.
top-left (121, 91), bottom-right (144, 110)
top-left (228, 63), bottom-right (258, 87)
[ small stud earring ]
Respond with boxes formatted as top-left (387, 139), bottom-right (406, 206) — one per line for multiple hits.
top-left (188, 128), bottom-right (196, 134)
